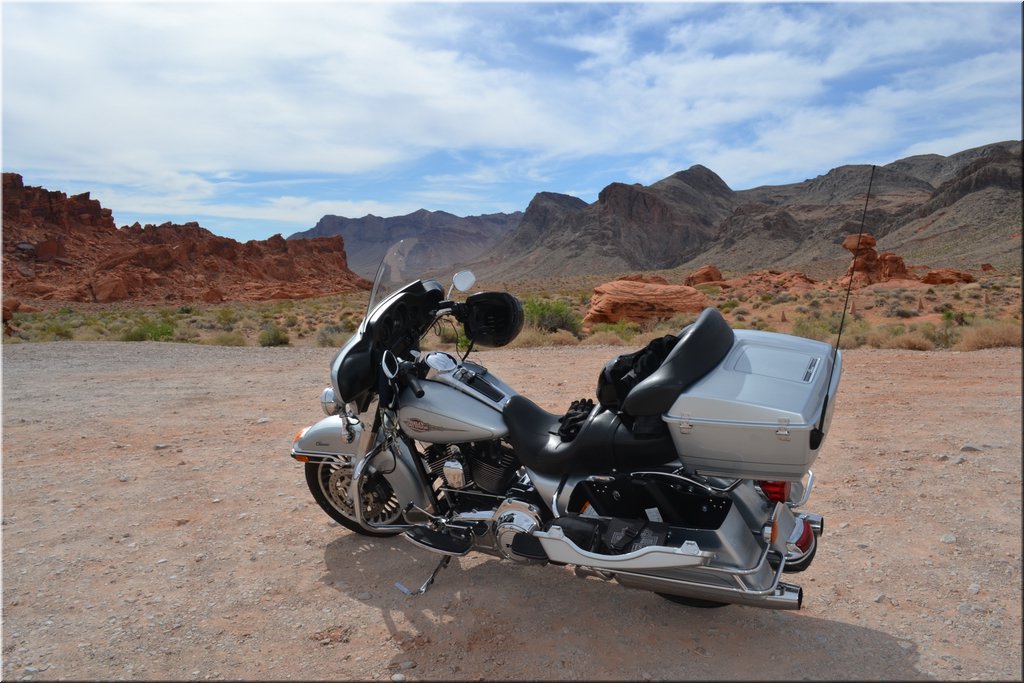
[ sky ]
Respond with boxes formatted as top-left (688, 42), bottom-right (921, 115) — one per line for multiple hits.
top-left (2, 1), bottom-right (1021, 243)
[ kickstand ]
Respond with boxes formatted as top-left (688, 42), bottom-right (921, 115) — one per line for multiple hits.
top-left (395, 555), bottom-right (452, 596)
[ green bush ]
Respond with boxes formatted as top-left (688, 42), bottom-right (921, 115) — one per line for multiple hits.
top-left (523, 297), bottom-right (581, 335)
top-left (121, 320), bottom-right (175, 342)
top-left (258, 323), bottom-right (290, 347)
top-left (590, 321), bottom-right (642, 342)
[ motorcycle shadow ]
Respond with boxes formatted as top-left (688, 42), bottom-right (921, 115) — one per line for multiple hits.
top-left (320, 533), bottom-right (927, 680)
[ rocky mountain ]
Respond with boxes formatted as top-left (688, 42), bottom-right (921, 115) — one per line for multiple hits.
top-left (288, 208), bottom-right (521, 278)
top-left (1, 173), bottom-right (369, 304)
top-left (470, 140), bottom-right (1021, 280)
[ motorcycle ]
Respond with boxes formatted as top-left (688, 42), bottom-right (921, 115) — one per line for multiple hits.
top-left (290, 239), bottom-right (842, 609)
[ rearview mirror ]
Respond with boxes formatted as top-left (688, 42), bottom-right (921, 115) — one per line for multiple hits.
top-left (451, 270), bottom-right (476, 294)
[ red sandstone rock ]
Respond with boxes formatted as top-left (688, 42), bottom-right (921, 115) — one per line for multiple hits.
top-left (839, 232), bottom-right (917, 288)
top-left (920, 268), bottom-right (976, 285)
top-left (684, 265), bottom-right (723, 286)
top-left (583, 278), bottom-right (709, 327)
top-left (2, 173), bottom-right (371, 305)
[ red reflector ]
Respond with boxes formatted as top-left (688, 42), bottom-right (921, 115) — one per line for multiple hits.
top-left (758, 480), bottom-right (791, 504)
top-left (794, 519), bottom-right (814, 553)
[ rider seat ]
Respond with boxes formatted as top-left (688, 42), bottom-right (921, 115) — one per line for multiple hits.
top-left (503, 307), bottom-right (736, 476)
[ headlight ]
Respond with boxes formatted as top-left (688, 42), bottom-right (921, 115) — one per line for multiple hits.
top-left (320, 387), bottom-right (341, 416)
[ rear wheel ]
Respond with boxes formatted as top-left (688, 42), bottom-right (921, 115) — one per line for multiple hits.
top-left (304, 461), bottom-right (402, 537)
top-left (657, 593), bottom-right (730, 608)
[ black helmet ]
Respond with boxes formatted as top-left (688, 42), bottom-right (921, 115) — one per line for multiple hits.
top-left (463, 291), bottom-right (524, 347)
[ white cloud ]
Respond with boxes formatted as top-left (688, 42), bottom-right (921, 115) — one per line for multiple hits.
top-left (2, 1), bottom-right (1020, 239)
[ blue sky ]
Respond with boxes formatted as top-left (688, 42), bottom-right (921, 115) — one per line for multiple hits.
top-left (3, 1), bottom-right (1021, 243)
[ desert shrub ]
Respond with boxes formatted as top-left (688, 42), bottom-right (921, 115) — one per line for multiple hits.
top-left (258, 323), bottom-right (290, 347)
top-left (695, 284), bottom-right (721, 296)
top-left (121, 320), bottom-right (175, 342)
top-left (507, 327), bottom-right (579, 348)
top-left (719, 299), bottom-right (740, 313)
top-left (42, 322), bottom-right (75, 341)
top-left (953, 321), bottom-right (1022, 351)
top-left (589, 320), bottom-right (642, 342)
top-left (216, 307), bottom-right (238, 326)
top-left (883, 331), bottom-right (935, 351)
top-left (317, 325), bottom-right (351, 348)
top-left (522, 297), bottom-right (582, 336)
top-left (581, 330), bottom-right (630, 346)
top-left (204, 331), bottom-right (246, 346)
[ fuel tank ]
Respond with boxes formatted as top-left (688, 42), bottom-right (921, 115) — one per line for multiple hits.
top-left (398, 380), bottom-right (508, 443)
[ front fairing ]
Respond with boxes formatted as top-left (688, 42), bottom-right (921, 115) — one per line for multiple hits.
top-left (330, 275), bottom-right (445, 407)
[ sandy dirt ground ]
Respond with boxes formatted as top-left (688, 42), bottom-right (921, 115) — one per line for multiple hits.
top-left (1, 341), bottom-right (1021, 681)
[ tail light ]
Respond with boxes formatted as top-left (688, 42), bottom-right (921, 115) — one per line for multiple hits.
top-left (758, 480), bottom-right (792, 504)
top-left (792, 518), bottom-right (815, 554)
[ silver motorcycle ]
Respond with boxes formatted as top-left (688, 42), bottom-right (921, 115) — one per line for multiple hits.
top-left (290, 240), bottom-right (841, 609)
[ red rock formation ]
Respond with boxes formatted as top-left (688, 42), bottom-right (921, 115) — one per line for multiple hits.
top-left (920, 268), bottom-right (976, 285)
top-left (684, 265), bottom-right (723, 286)
top-left (2, 173), bottom-right (371, 304)
top-left (838, 232), bottom-right (918, 288)
top-left (583, 278), bottom-right (709, 327)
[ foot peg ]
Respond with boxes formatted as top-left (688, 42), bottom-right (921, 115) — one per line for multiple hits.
top-left (395, 555), bottom-right (451, 596)
top-left (402, 525), bottom-right (473, 556)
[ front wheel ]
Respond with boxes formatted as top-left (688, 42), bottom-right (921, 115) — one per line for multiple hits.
top-left (304, 461), bottom-right (402, 537)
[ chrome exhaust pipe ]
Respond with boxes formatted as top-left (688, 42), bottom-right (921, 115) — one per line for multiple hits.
top-left (801, 512), bottom-right (824, 536)
top-left (613, 571), bottom-right (804, 610)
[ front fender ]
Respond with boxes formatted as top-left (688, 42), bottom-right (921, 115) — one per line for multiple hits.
top-left (292, 415), bottom-right (436, 522)
top-left (291, 415), bottom-right (362, 462)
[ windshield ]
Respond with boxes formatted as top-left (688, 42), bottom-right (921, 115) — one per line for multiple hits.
top-left (365, 239), bottom-right (422, 317)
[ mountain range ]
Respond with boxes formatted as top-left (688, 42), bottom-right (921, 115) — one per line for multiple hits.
top-left (291, 140), bottom-right (1021, 280)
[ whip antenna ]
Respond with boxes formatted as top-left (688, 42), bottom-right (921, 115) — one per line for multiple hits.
top-left (833, 164), bottom-right (876, 357)
top-left (810, 164), bottom-right (876, 449)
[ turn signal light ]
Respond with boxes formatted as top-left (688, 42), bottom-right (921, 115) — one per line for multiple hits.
top-left (758, 480), bottom-right (792, 504)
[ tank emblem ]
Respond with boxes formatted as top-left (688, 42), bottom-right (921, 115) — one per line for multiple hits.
top-left (404, 418), bottom-right (465, 433)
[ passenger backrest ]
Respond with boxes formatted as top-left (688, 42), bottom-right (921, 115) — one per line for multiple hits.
top-left (620, 307), bottom-right (735, 416)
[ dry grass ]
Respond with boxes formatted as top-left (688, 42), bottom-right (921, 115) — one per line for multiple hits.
top-left (953, 320), bottom-right (1023, 351)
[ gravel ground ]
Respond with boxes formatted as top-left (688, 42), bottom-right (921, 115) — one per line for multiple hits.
top-left (1, 341), bottom-right (1021, 681)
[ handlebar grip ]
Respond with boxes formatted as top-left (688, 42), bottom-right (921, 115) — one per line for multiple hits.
top-left (407, 374), bottom-right (425, 399)
top-left (398, 361), bottom-right (425, 398)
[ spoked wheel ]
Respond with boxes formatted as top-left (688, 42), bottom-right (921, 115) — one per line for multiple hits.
top-left (657, 593), bottom-right (730, 608)
top-left (304, 461), bottom-right (403, 537)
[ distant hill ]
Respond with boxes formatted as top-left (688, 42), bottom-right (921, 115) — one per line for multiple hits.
top-left (288, 208), bottom-right (521, 278)
top-left (466, 140), bottom-right (1021, 280)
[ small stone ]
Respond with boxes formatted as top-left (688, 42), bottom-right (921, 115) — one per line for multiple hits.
top-left (873, 593), bottom-right (886, 603)
top-left (968, 583), bottom-right (980, 594)
top-left (960, 443), bottom-right (982, 452)
top-left (940, 533), bottom-right (957, 544)
top-left (951, 456), bottom-right (966, 465)
top-left (355, 592), bottom-right (372, 601)
top-left (391, 675), bottom-right (406, 682)
top-left (256, 417), bottom-right (271, 424)
top-left (154, 444), bottom-right (170, 450)
top-left (399, 660), bottom-right (416, 670)
top-left (934, 454), bottom-right (949, 461)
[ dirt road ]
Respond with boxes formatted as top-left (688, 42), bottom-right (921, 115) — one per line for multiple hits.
top-left (2, 342), bottom-right (1021, 680)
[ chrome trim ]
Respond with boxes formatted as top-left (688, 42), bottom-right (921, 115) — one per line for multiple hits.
top-left (789, 470), bottom-right (814, 508)
top-left (632, 470), bottom-right (742, 494)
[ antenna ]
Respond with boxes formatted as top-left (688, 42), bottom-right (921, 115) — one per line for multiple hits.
top-left (810, 164), bottom-right (876, 449)
top-left (833, 164), bottom-right (876, 358)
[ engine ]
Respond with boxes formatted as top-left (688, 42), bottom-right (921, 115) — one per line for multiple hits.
top-left (423, 442), bottom-right (546, 563)
top-left (424, 440), bottom-right (520, 494)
